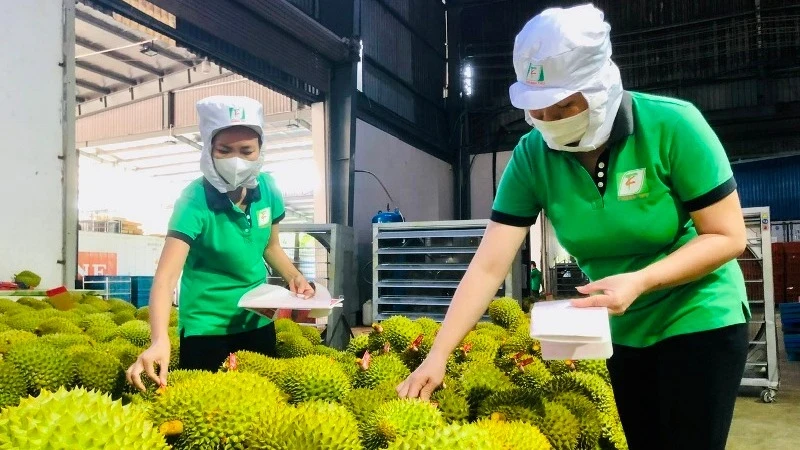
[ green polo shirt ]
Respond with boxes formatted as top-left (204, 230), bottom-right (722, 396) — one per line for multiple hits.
top-left (167, 172), bottom-right (286, 337)
top-left (492, 91), bottom-right (750, 348)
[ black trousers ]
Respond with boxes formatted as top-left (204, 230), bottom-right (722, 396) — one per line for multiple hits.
top-left (607, 323), bottom-right (748, 450)
top-left (179, 322), bottom-right (277, 371)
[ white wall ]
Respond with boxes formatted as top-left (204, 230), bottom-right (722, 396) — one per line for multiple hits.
top-left (469, 151), bottom-right (544, 271)
top-left (469, 151), bottom-right (513, 220)
top-left (78, 231), bottom-right (165, 278)
top-left (0, 1), bottom-right (75, 288)
top-left (352, 119), bottom-right (454, 302)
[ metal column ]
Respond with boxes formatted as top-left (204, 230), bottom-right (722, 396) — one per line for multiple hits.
top-left (322, 0), bottom-right (360, 227)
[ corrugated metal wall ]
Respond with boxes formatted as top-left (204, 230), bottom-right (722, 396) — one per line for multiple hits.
top-left (360, 0), bottom-right (448, 154)
top-left (733, 155), bottom-right (800, 221)
top-left (173, 74), bottom-right (295, 128)
top-left (76, 96), bottom-right (164, 143)
top-left (286, 0), bottom-right (316, 17)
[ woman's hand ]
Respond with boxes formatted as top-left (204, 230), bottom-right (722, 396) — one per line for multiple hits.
top-left (126, 339), bottom-right (171, 391)
top-left (570, 271), bottom-right (648, 315)
top-left (289, 274), bottom-right (315, 299)
top-left (395, 352), bottom-right (448, 401)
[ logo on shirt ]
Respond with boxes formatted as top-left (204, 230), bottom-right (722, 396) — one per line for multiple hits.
top-left (257, 207), bottom-right (272, 228)
top-left (617, 168), bottom-right (648, 199)
top-left (525, 63), bottom-right (545, 85)
top-left (229, 107), bottom-right (246, 122)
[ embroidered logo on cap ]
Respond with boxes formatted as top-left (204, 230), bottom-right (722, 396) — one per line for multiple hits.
top-left (525, 63), bottom-right (545, 85)
top-left (229, 107), bottom-right (246, 122)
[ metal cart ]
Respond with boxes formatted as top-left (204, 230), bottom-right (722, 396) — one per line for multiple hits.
top-left (371, 219), bottom-right (524, 322)
top-left (271, 223), bottom-right (357, 350)
top-left (739, 207), bottom-right (780, 402)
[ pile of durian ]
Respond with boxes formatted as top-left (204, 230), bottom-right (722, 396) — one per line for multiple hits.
top-left (0, 294), bottom-right (628, 450)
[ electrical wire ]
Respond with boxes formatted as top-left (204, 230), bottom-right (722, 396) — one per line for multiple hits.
top-left (354, 169), bottom-right (397, 206)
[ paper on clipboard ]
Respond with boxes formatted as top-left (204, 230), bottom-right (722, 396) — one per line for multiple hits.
top-left (238, 283), bottom-right (343, 319)
top-left (530, 299), bottom-right (613, 360)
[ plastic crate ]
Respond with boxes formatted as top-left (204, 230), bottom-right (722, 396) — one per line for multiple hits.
top-left (82, 276), bottom-right (132, 301)
top-left (131, 276), bottom-right (154, 308)
top-left (784, 333), bottom-right (800, 362)
top-left (779, 302), bottom-right (800, 334)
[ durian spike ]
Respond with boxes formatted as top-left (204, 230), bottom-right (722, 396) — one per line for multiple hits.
top-left (357, 350), bottom-right (372, 370)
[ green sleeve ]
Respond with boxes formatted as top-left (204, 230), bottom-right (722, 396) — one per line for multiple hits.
top-left (262, 173), bottom-right (286, 224)
top-left (667, 104), bottom-right (736, 212)
top-left (491, 137), bottom-right (543, 226)
top-left (166, 191), bottom-right (205, 244)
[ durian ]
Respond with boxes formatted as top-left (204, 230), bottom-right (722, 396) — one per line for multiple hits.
top-left (148, 371), bottom-right (288, 449)
top-left (386, 422), bottom-right (502, 450)
top-left (71, 348), bottom-right (125, 397)
top-left (354, 351), bottom-right (410, 389)
top-left (274, 317), bottom-right (302, 334)
top-left (346, 333), bottom-right (370, 356)
top-left (0, 387), bottom-right (169, 449)
top-left (0, 361), bottom-right (27, 409)
top-left (220, 350), bottom-right (288, 383)
top-left (276, 331), bottom-right (315, 358)
top-left (278, 354), bottom-right (352, 403)
top-left (117, 319), bottom-right (151, 347)
top-left (553, 392), bottom-right (602, 450)
top-left (281, 401), bottom-right (363, 450)
top-left (299, 324), bottom-right (323, 345)
top-left (362, 398), bottom-right (446, 449)
top-left (4, 340), bottom-right (75, 395)
top-left (474, 417), bottom-right (553, 450)
top-left (488, 297), bottom-right (524, 329)
top-left (380, 315), bottom-right (423, 351)
top-left (432, 387), bottom-right (470, 423)
top-left (35, 317), bottom-right (82, 335)
top-left (13, 270), bottom-right (41, 288)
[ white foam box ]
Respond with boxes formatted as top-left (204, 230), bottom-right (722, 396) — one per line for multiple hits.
top-left (529, 299), bottom-right (613, 360)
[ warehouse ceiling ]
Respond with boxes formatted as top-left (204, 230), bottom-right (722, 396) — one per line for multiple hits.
top-left (73, 0), bottom-right (318, 223)
top-left (74, 1), bottom-right (200, 103)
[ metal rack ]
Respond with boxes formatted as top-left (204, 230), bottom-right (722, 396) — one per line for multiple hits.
top-left (550, 262), bottom-right (590, 299)
top-left (372, 219), bottom-right (523, 322)
top-left (271, 223), bottom-right (356, 349)
top-left (739, 207), bottom-right (780, 402)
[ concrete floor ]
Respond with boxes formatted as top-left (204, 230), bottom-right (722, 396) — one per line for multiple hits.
top-left (727, 317), bottom-right (800, 450)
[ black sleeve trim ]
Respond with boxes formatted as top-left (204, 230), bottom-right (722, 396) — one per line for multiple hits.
top-left (167, 230), bottom-right (194, 245)
top-left (273, 212), bottom-right (286, 225)
top-left (490, 210), bottom-right (538, 227)
top-left (683, 176), bottom-right (737, 212)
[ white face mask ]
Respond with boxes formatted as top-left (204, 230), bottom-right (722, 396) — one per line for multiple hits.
top-left (528, 109), bottom-right (594, 152)
top-left (213, 156), bottom-right (262, 189)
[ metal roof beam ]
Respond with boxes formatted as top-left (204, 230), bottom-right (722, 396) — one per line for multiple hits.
top-left (231, 0), bottom-right (351, 63)
top-left (76, 36), bottom-right (165, 76)
top-left (132, 160), bottom-right (198, 171)
top-left (75, 60), bottom-right (138, 85)
top-left (76, 79), bottom-right (112, 95)
top-left (95, 141), bottom-right (178, 154)
top-left (75, 7), bottom-right (193, 67)
top-left (118, 149), bottom-right (198, 162)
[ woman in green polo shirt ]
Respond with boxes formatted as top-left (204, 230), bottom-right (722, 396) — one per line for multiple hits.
top-left (396, 5), bottom-right (749, 450)
top-left (126, 95), bottom-right (314, 390)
